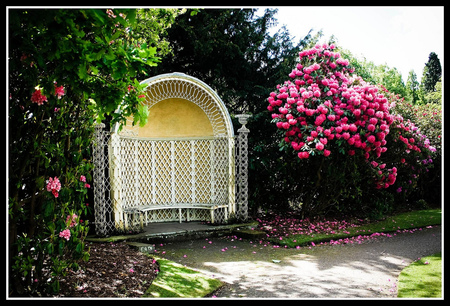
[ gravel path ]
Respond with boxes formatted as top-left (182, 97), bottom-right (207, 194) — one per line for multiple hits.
top-left (156, 225), bottom-right (442, 298)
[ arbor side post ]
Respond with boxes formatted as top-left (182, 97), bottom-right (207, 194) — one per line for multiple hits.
top-left (236, 114), bottom-right (251, 222)
top-left (93, 123), bottom-right (107, 236)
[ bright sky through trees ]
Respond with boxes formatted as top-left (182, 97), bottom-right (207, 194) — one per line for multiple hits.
top-left (263, 6), bottom-right (443, 83)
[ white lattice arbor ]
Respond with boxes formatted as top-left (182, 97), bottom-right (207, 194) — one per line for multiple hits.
top-left (93, 73), bottom-right (249, 235)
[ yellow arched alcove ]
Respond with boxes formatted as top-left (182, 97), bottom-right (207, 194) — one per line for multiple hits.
top-left (138, 98), bottom-right (213, 138)
top-left (108, 73), bottom-right (236, 229)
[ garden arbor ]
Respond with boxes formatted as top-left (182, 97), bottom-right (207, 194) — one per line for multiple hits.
top-left (93, 73), bottom-right (250, 235)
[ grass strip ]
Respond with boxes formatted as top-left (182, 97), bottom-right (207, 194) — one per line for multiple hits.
top-left (397, 252), bottom-right (442, 298)
top-left (269, 209), bottom-right (441, 248)
top-left (144, 257), bottom-right (223, 298)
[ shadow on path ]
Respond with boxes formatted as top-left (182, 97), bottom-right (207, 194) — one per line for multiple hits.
top-left (156, 226), bottom-right (441, 298)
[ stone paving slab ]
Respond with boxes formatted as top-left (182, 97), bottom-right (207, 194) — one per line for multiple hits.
top-left (86, 221), bottom-right (259, 244)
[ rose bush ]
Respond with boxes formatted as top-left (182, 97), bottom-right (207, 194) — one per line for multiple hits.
top-left (267, 44), bottom-right (437, 216)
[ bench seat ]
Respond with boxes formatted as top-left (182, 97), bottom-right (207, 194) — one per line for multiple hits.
top-left (123, 203), bottom-right (228, 229)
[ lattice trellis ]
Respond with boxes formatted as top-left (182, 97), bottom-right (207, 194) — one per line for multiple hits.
top-left (110, 136), bottom-right (235, 229)
top-left (92, 73), bottom-right (250, 236)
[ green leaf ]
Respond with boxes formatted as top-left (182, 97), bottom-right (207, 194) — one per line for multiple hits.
top-left (76, 242), bottom-right (83, 253)
top-left (104, 50), bottom-right (116, 61)
top-left (138, 104), bottom-right (149, 127)
top-left (78, 62), bottom-right (88, 79)
top-left (47, 243), bottom-right (54, 255)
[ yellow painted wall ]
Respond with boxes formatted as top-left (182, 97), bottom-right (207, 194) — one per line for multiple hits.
top-left (137, 98), bottom-right (214, 138)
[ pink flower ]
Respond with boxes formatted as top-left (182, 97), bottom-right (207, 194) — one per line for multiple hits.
top-left (31, 89), bottom-right (48, 105)
top-left (323, 149), bottom-right (331, 157)
top-left (129, 268), bottom-right (135, 273)
top-left (367, 135), bottom-right (376, 143)
top-left (315, 142), bottom-right (324, 151)
top-left (298, 151), bottom-right (310, 159)
top-left (84, 183), bottom-right (90, 188)
top-left (80, 175), bottom-right (86, 182)
top-left (54, 84), bottom-right (65, 99)
top-left (314, 114), bottom-right (326, 126)
top-left (46, 176), bottom-right (61, 198)
top-left (59, 229), bottom-right (71, 241)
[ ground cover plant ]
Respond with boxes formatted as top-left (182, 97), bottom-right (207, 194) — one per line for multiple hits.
top-left (397, 252), bottom-right (442, 298)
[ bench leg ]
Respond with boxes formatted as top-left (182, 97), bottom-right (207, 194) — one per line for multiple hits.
top-left (140, 212), bottom-right (144, 230)
top-left (210, 208), bottom-right (215, 224)
top-left (124, 213), bottom-right (128, 230)
top-left (178, 208), bottom-right (182, 223)
top-left (224, 207), bottom-right (228, 222)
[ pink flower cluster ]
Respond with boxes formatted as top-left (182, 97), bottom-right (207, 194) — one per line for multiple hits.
top-left (46, 176), bottom-right (61, 198)
top-left (268, 43), bottom-right (398, 188)
top-left (394, 116), bottom-right (436, 154)
top-left (54, 83), bottom-right (65, 99)
top-left (31, 89), bottom-right (48, 105)
top-left (59, 228), bottom-right (71, 241)
top-left (30, 83), bottom-right (65, 105)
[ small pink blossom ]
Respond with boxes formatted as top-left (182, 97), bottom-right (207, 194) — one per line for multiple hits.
top-left (46, 176), bottom-right (61, 198)
top-left (59, 229), bottom-right (71, 241)
top-left (315, 142), bottom-right (324, 151)
top-left (54, 84), bottom-right (65, 99)
top-left (80, 175), bottom-right (86, 182)
top-left (31, 89), bottom-right (48, 105)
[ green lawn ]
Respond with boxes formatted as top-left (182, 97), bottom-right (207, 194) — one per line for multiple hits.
top-left (270, 209), bottom-right (441, 248)
top-left (398, 252), bottom-right (442, 298)
top-left (144, 257), bottom-right (222, 298)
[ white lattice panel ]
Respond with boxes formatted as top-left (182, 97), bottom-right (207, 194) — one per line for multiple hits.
top-left (111, 136), bottom-right (234, 225)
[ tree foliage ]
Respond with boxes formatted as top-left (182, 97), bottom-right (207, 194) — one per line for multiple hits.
top-left (422, 52), bottom-right (442, 93)
top-left (8, 8), bottom-right (181, 296)
top-left (154, 8), bottom-right (318, 212)
top-left (406, 70), bottom-right (420, 104)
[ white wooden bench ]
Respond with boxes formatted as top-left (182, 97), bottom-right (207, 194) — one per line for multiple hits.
top-left (123, 203), bottom-right (228, 230)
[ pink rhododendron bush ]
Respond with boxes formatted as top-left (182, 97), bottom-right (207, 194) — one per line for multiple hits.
top-left (267, 44), bottom-right (437, 216)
